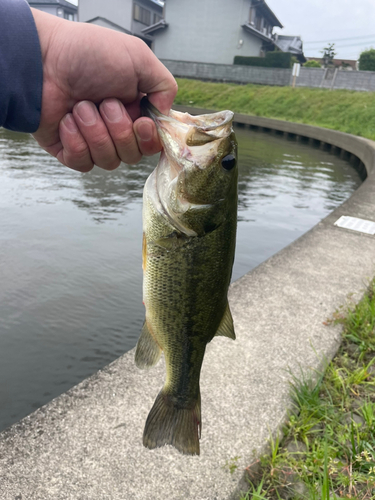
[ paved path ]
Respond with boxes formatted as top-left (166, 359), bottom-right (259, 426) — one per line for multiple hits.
top-left (1, 113), bottom-right (374, 500)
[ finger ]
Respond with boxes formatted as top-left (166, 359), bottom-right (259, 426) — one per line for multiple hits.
top-left (133, 117), bottom-right (162, 157)
top-left (73, 101), bottom-right (121, 170)
top-left (58, 113), bottom-right (94, 172)
top-left (130, 38), bottom-right (178, 114)
top-left (99, 98), bottom-right (143, 165)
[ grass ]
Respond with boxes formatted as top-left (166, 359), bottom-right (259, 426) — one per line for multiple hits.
top-left (174, 78), bottom-right (375, 140)
top-left (239, 280), bottom-right (375, 500)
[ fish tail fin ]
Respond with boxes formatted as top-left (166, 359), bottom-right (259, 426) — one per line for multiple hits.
top-left (135, 320), bottom-right (162, 369)
top-left (143, 388), bottom-right (201, 456)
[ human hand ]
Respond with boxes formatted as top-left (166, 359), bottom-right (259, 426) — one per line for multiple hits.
top-left (30, 9), bottom-right (177, 171)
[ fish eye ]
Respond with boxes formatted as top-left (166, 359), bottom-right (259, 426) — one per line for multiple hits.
top-left (221, 154), bottom-right (236, 171)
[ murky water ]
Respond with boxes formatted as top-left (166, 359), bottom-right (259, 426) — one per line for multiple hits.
top-left (0, 125), bottom-right (362, 431)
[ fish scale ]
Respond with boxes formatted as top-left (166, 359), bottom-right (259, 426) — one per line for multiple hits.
top-left (135, 98), bottom-right (238, 455)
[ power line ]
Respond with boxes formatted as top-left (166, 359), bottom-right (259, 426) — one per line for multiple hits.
top-left (304, 34), bottom-right (375, 45)
top-left (324, 40), bottom-right (375, 49)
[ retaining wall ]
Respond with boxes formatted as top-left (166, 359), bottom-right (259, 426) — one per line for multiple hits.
top-left (161, 59), bottom-right (291, 86)
top-left (162, 59), bottom-right (375, 91)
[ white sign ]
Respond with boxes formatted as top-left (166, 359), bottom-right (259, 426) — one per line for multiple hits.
top-left (334, 215), bottom-right (375, 235)
top-left (292, 63), bottom-right (301, 77)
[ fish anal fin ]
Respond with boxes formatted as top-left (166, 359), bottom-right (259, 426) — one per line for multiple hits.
top-left (135, 320), bottom-right (162, 369)
top-left (143, 389), bottom-right (201, 456)
top-left (215, 303), bottom-right (236, 340)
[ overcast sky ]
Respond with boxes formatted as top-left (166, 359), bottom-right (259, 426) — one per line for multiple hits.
top-left (267, 0), bottom-right (375, 60)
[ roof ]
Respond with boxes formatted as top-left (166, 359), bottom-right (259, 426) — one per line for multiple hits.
top-left (138, 0), bottom-right (164, 11)
top-left (27, 0), bottom-right (77, 9)
top-left (274, 35), bottom-right (303, 55)
top-left (85, 17), bottom-right (132, 34)
top-left (141, 19), bottom-right (168, 36)
top-left (254, 0), bottom-right (283, 29)
top-left (242, 23), bottom-right (275, 43)
top-left (307, 57), bottom-right (358, 69)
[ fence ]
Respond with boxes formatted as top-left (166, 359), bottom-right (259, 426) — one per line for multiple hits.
top-left (160, 59), bottom-right (375, 92)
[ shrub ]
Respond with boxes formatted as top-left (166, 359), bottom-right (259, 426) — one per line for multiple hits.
top-left (234, 52), bottom-right (293, 69)
top-left (233, 56), bottom-right (269, 67)
top-left (304, 60), bottom-right (321, 68)
top-left (359, 49), bottom-right (375, 71)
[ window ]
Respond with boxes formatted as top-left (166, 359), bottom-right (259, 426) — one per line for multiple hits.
top-left (133, 4), bottom-right (151, 25)
top-left (153, 13), bottom-right (162, 24)
top-left (249, 7), bottom-right (256, 24)
top-left (64, 11), bottom-right (74, 21)
top-left (255, 13), bottom-right (262, 31)
top-left (249, 7), bottom-right (263, 31)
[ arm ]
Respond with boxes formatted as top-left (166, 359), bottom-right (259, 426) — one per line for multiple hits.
top-left (31, 9), bottom-right (177, 171)
top-left (0, 0), bottom-right (43, 132)
top-left (2, 3), bottom-right (177, 171)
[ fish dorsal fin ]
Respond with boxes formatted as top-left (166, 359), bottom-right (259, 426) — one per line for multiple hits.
top-left (215, 302), bottom-right (236, 340)
top-left (135, 320), bottom-right (162, 369)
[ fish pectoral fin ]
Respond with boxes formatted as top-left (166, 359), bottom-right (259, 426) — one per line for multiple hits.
top-left (154, 231), bottom-right (189, 251)
top-left (215, 302), bottom-right (236, 340)
top-left (135, 320), bottom-right (162, 369)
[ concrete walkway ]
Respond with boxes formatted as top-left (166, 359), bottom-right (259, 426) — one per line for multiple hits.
top-left (1, 113), bottom-right (375, 500)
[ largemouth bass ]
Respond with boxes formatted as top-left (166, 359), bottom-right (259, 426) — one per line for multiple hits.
top-left (136, 98), bottom-right (238, 455)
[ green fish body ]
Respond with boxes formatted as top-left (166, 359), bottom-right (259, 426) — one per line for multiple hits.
top-left (136, 100), bottom-right (238, 455)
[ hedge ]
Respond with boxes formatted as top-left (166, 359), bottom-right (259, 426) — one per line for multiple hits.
top-left (233, 52), bottom-right (293, 69)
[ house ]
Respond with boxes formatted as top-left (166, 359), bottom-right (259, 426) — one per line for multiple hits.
top-left (27, 0), bottom-right (78, 21)
top-left (273, 35), bottom-right (306, 63)
top-left (148, 0), bottom-right (304, 65)
top-left (306, 57), bottom-right (358, 71)
top-left (79, 0), bottom-right (164, 45)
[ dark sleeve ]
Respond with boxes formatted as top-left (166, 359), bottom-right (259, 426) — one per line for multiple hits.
top-left (0, 0), bottom-right (43, 133)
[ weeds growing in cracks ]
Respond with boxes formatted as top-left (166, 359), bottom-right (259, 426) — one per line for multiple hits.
top-left (241, 280), bottom-right (375, 499)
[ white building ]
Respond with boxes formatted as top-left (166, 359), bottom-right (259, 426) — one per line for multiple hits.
top-left (79, 0), bottom-right (164, 45)
top-left (78, 0), bottom-right (304, 64)
top-left (148, 0), bottom-right (283, 65)
top-left (27, 0), bottom-right (78, 21)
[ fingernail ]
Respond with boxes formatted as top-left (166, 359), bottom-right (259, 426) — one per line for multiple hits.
top-left (62, 113), bottom-right (78, 133)
top-left (137, 121), bottom-right (153, 142)
top-left (76, 101), bottom-right (97, 125)
top-left (101, 99), bottom-right (123, 123)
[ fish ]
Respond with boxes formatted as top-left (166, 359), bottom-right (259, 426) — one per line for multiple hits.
top-left (135, 98), bottom-right (238, 455)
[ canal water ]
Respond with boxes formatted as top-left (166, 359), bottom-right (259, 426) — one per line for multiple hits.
top-left (0, 125), bottom-right (362, 431)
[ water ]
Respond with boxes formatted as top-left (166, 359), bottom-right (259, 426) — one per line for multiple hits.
top-left (0, 126), bottom-right (362, 431)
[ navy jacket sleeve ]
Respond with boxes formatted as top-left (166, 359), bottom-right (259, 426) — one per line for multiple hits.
top-left (0, 0), bottom-right (43, 133)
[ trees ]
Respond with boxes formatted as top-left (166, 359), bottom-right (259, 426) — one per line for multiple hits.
top-left (304, 60), bottom-right (321, 68)
top-left (359, 49), bottom-right (375, 71)
top-left (321, 43), bottom-right (336, 67)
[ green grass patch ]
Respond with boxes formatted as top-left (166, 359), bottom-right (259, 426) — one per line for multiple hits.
top-left (175, 79), bottom-right (375, 141)
top-left (240, 281), bottom-right (375, 499)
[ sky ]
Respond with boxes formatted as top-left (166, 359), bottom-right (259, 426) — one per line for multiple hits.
top-left (267, 0), bottom-right (375, 60)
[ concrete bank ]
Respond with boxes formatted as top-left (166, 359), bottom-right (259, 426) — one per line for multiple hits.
top-left (1, 110), bottom-right (375, 500)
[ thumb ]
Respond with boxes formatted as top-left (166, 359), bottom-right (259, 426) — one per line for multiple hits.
top-left (132, 40), bottom-right (178, 114)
